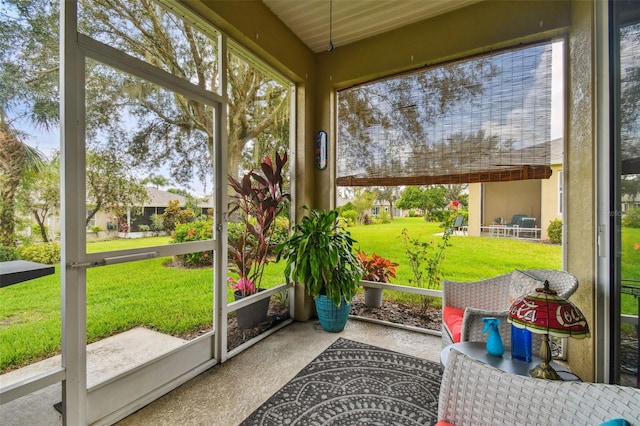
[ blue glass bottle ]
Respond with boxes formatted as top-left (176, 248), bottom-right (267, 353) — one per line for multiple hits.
top-left (511, 325), bottom-right (532, 362)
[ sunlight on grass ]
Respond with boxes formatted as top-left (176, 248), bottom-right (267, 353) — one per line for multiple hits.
top-left (2, 219), bottom-right (638, 372)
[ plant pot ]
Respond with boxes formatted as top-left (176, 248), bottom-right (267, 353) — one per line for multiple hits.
top-left (234, 290), bottom-right (270, 329)
top-left (364, 286), bottom-right (384, 308)
top-left (315, 294), bottom-right (351, 332)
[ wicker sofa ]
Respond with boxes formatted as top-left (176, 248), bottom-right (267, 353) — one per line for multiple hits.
top-left (441, 269), bottom-right (579, 350)
top-left (437, 349), bottom-right (640, 425)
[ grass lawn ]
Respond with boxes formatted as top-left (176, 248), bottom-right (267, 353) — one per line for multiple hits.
top-left (1, 217), bottom-right (637, 372)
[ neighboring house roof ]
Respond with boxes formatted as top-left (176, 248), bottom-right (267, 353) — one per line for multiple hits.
top-left (143, 187), bottom-right (213, 209)
top-left (465, 137), bottom-right (563, 178)
top-left (550, 138), bottom-right (563, 166)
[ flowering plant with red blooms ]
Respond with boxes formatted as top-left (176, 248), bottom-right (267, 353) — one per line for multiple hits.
top-left (449, 200), bottom-right (460, 210)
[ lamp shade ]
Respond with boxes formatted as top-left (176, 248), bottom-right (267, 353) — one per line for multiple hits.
top-left (508, 281), bottom-right (590, 339)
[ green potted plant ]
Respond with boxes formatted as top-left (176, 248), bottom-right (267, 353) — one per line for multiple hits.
top-left (356, 250), bottom-right (399, 308)
top-left (228, 151), bottom-right (290, 329)
top-left (276, 208), bottom-right (363, 332)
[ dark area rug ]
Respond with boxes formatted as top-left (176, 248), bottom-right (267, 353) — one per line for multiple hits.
top-left (241, 338), bottom-right (442, 425)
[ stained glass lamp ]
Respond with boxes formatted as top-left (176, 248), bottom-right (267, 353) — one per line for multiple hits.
top-left (508, 280), bottom-right (590, 380)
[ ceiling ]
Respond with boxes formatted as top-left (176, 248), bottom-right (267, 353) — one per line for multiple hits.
top-left (262, 0), bottom-right (480, 53)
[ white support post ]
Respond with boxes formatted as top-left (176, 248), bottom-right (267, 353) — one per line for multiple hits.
top-left (60, 1), bottom-right (88, 424)
top-left (214, 33), bottom-right (229, 363)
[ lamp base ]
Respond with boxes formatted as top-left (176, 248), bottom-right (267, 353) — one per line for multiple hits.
top-left (530, 334), bottom-right (563, 380)
top-left (529, 362), bottom-right (562, 380)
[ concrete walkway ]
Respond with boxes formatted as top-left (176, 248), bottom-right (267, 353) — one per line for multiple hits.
top-left (1, 321), bottom-right (442, 425)
top-left (1, 328), bottom-right (188, 426)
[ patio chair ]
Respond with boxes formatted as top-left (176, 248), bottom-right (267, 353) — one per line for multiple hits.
top-left (449, 214), bottom-right (466, 235)
top-left (505, 214), bottom-right (527, 229)
top-left (517, 217), bottom-right (537, 238)
top-left (441, 269), bottom-right (579, 349)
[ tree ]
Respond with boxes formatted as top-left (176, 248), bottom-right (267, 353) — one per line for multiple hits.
top-left (352, 188), bottom-right (376, 224)
top-left (1, 0), bottom-right (55, 246)
top-left (396, 186), bottom-right (428, 212)
top-left (375, 186), bottom-right (401, 219)
top-left (86, 149), bottom-right (149, 227)
top-left (396, 185), bottom-right (449, 219)
top-left (79, 0), bottom-right (290, 181)
top-left (442, 184), bottom-right (469, 208)
top-left (1, 0), bottom-right (290, 192)
top-left (621, 175), bottom-right (640, 204)
top-left (0, 121), bottom-right (45, 246)
top-left (17, 152), bottom-right (60, 243)
top-left (141, 173), bottom-right (172, 189)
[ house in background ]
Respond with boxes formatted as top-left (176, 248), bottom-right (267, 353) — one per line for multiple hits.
top-left (91, 186), bottom-right (213, 236)
top-left (467, 138), bottom-right (563, 240)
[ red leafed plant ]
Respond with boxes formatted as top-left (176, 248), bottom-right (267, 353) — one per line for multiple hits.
top-left (356, 250), bottom-right (399, 283)
top-left (228, 152), bottom-right (290, 296)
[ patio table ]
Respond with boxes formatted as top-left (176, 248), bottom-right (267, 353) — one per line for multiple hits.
top-left (0, 260), bottom-right (55, 288)
top-left (440, 341), bottom-right (580, 381)
top-left (487, 224), bottom-right (508, 237)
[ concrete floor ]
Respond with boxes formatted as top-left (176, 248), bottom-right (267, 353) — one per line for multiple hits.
top-left (116, 320), bottom-right (443, 426)
top-left (0, 319), bottom-right (442, 426)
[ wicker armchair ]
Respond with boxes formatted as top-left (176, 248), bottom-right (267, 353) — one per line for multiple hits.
top-left (438, 350), bottom-right (640, 425)
top-left (441, 269), bottom-right (579, 349)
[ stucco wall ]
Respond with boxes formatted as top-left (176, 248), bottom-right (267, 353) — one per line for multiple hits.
top-left (483, 180), bottom-right (542, 228)
top-left (565, 0), bottom-right (596, 382)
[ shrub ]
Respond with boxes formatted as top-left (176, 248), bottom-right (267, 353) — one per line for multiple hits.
top-left (228, 216), bottom-right (289, 253)
top-left (337, 202), bottom-right (356, 214)
top-left (162, 200), bottom-right (195, 232)
top-left (17, 242), bottom-right (61, 264)
top-left (227, 221), bottom-right (246, 247)
top-left (91, 226), bottom-right (102, 236)
top-left (622, 207), bottom-right (640, 228)
top-left (138, 224), bottom-right (150, 232)
top-left (340, 209), bottom-right (358, 227)
top-left (172, 221), bottom-right (213, 267)
top-left (150, 214), bottom-right (164, 234)
top-left (270, 216), bottom-right (290, 248)
top-left (0, 246), bottom-right (19, 262)
top-left (402, 227), bottom-right (452, 311)
top-left (547, 219), bottom-right (563, 244)
top-left (379, 209), bottom-right (391, 224)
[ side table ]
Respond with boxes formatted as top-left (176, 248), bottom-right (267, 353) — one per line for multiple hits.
top-left (0, 260), bottom-right (55, 288)
top-left (441, 341), bottom-right (580, 381)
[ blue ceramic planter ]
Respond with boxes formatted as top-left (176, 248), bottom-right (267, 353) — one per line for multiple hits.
top-left (315, 295), bottom-right (351, 332)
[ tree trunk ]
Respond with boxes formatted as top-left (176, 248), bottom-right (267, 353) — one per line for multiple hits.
top-left (0, 123), bottom-right (26, 246)
top-left (32, 209), bottom-right (50, 243)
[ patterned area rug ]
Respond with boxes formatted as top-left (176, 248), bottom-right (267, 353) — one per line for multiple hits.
top-left (241, 338), bottom-right (442, 425)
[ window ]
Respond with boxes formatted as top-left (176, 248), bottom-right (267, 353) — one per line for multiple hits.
top-left (558, 171), bottom-right (564, 214)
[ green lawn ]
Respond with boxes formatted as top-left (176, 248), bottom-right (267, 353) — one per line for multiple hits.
top-left (1, 218), bottom-right (637, 372)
